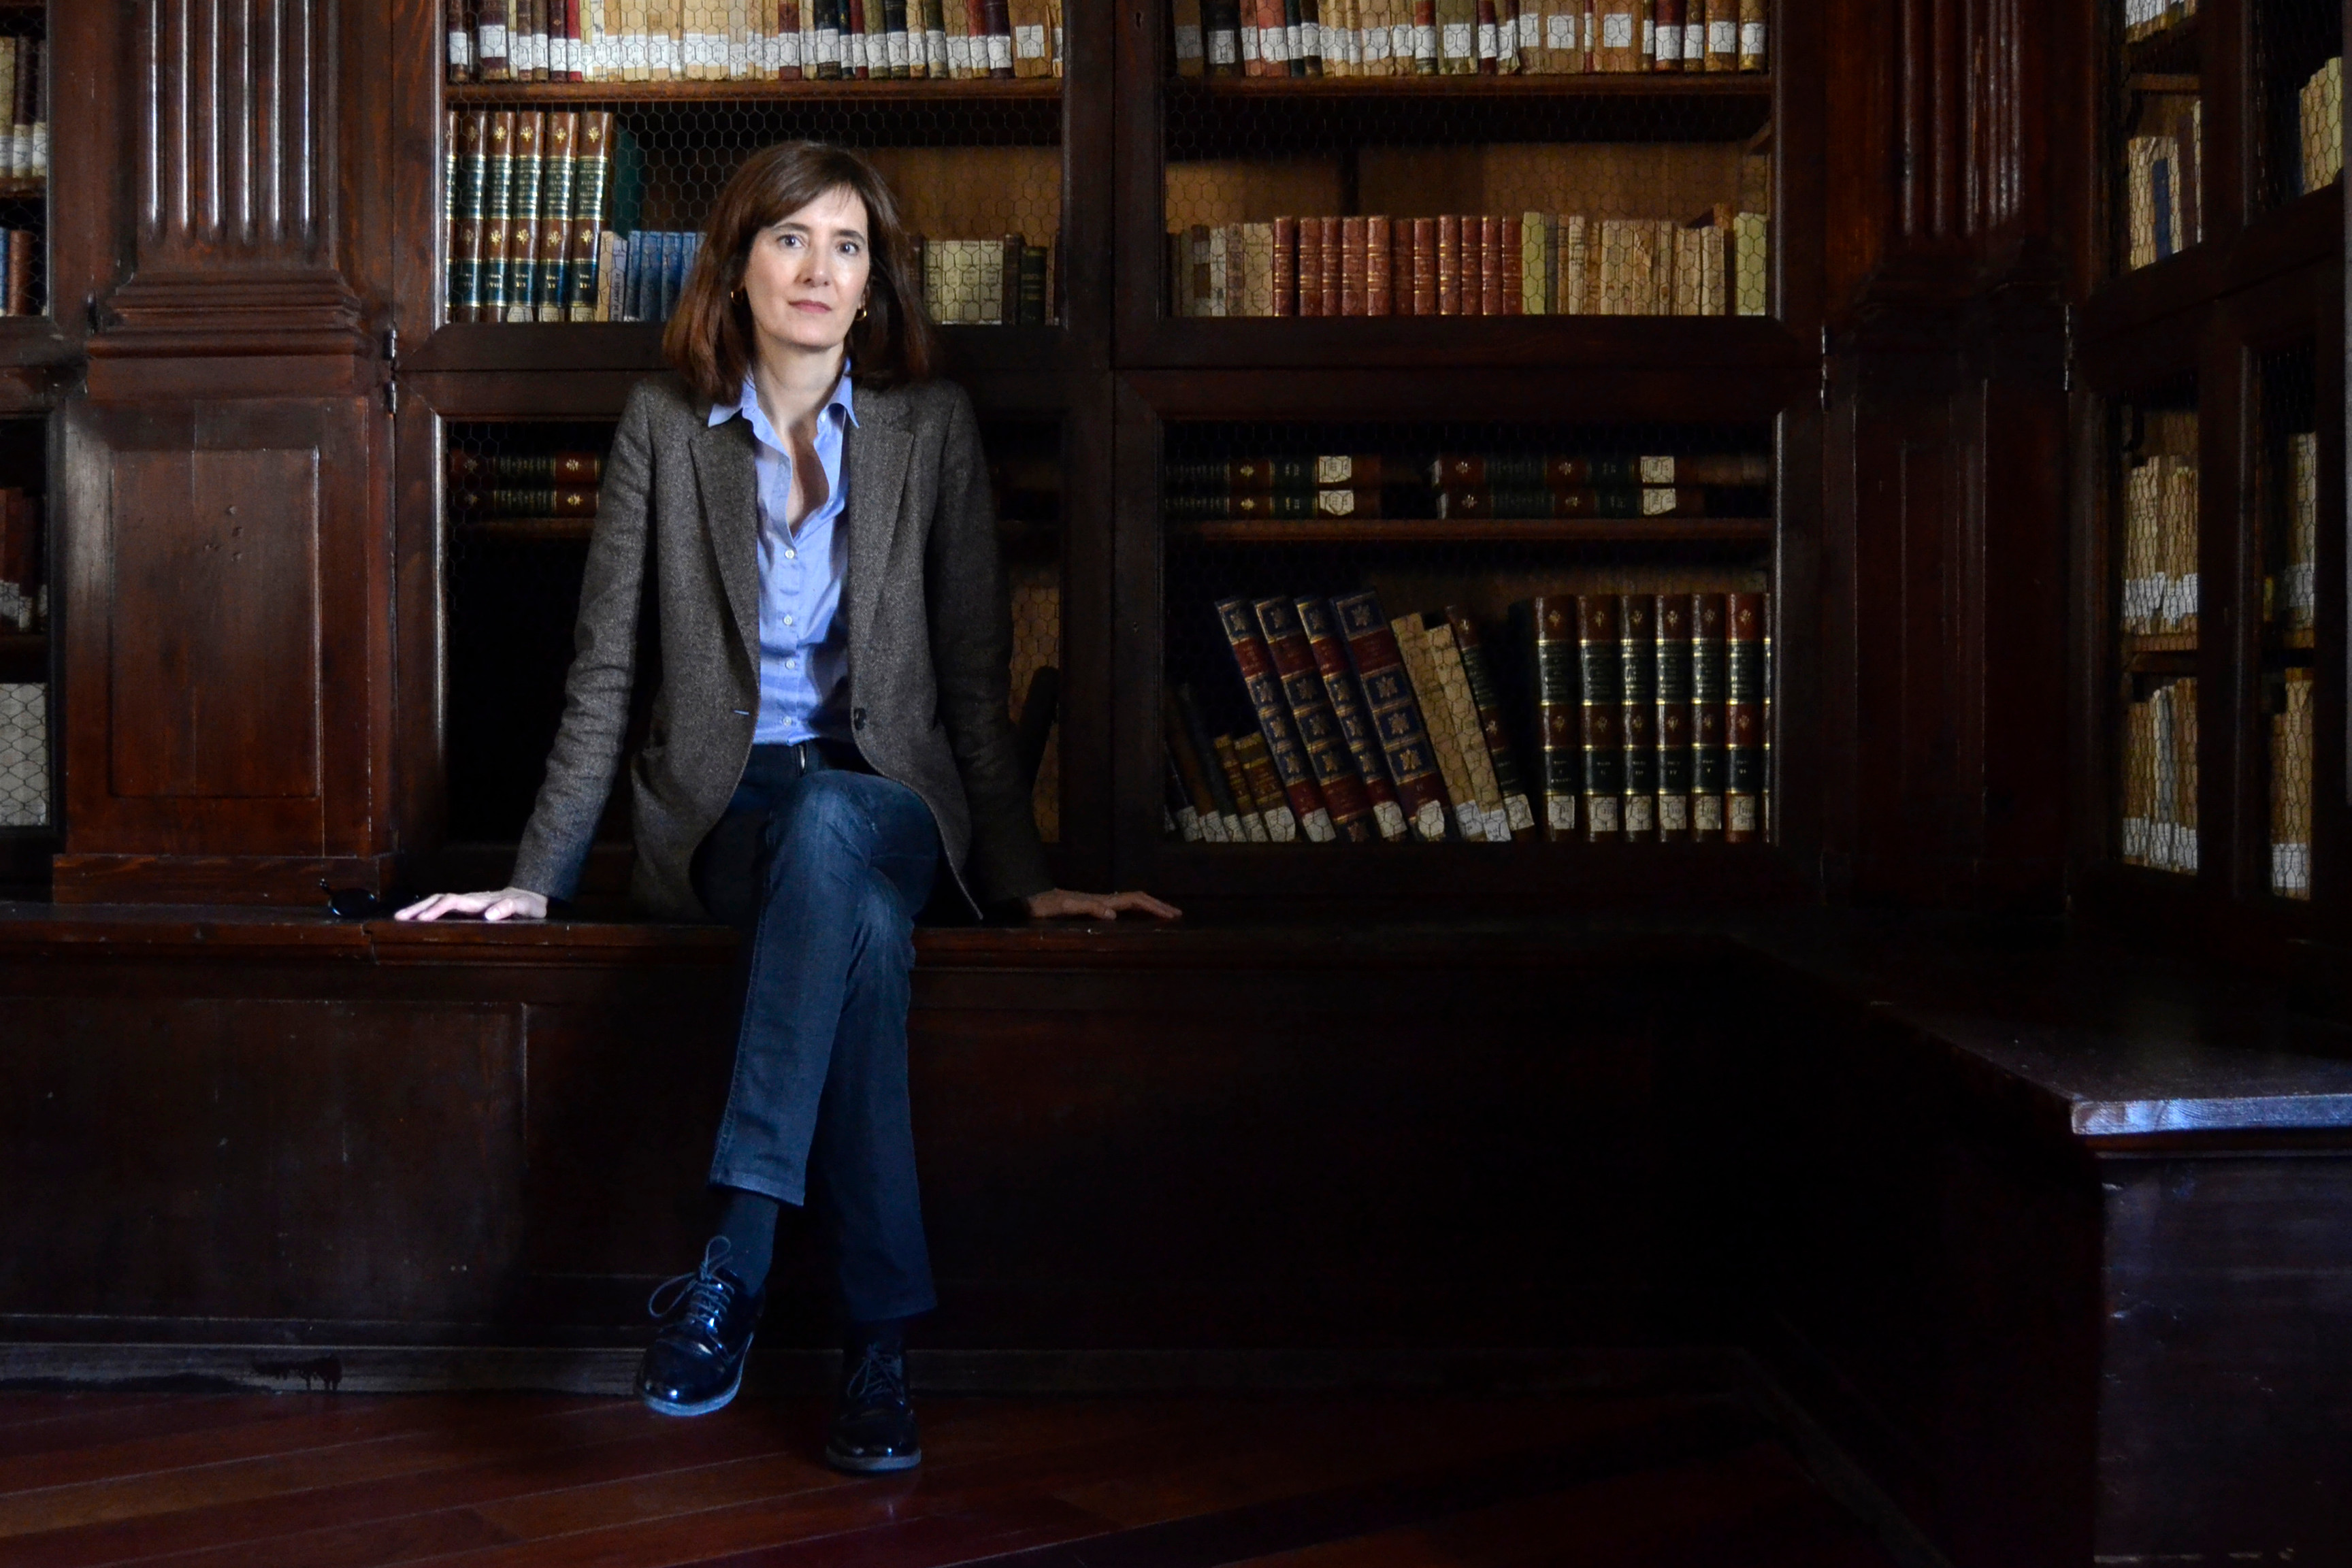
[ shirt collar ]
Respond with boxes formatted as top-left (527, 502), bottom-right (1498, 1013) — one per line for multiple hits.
top-left (708, 360), bottom-right (859, 440)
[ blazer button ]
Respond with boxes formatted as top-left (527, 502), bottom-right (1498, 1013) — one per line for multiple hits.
top-left (853, 707), bottom-right (867, 730)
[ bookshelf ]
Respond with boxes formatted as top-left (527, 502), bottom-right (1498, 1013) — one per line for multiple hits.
top-left (2078, 0), bottom-right (2344, 932)
top-left (0, 0), bottom-right (45, 886)
top-left (395, 0), bottom-right (1816, 909)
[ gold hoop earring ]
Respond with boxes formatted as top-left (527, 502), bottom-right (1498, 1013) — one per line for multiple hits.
top-left (855, 303), bottom-right (869, 321)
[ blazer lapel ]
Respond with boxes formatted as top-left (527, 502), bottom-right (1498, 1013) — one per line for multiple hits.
top-left (688, 414), bottom-right (763, 672)
top-left (843, 389), bottom-right (912, 653)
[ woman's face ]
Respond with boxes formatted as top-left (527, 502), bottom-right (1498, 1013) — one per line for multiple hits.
top-left (740, 184), bottom-right (873, 361)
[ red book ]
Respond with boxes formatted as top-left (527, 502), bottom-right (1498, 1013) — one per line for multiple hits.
top-left (1478, 214), bottom-right (1502, 314)
top-left (849, 0), bottom-right (871, 74)
top-left (1411, 218), bottom-right (1437, 314)
top-left (1339, 216), bottom-right (1367, 315)
top-left (1501, 214), bottom-right (1523, 314)
top-left (566, 0), bottom-right (585, 79)
top-left (1331, 589), bottom-right (1454, 842)
top-left (1475, 0), bottom-right (1499, 71)
top-left (1578, 594), bottom-right (1623, 839)
top-left (1298, 597), bottom-right (1409, 840)
top-left (779, 0), bottom-right (804, 77)
top-left (1437, 214), bottom-right (1463, 314)
top-left (1653, 0), bottom-right (1685, 69)
top-left (1215, 597), bottom-right (1337, 841)
top-left (1272, 216), bottom-right (1299, 316)
top-left (1297, 218), bottom-right (1324, 315)
top-left (1365, 215), bottom-right (1393, 315)
top-left (1253, 596), bottom-right (1379, 842)
top-left (1726, 590), bottom-right (1765, 842)
top-left (1318, 217), bottom-right (1342, 321)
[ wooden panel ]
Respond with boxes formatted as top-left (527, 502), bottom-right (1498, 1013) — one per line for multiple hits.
top-left (108, 448), bottom-right (319, 800)
top-left (0, 998), bottom-right (522, 1323)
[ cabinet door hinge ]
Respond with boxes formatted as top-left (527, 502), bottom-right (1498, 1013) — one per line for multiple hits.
top-left (382, 326), bottom-right (400, 414)
top-left (1819, 325), bottom-right (1831, 410)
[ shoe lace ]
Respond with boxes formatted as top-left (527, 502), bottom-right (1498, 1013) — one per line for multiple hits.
top-left (647, 1236), bottom-right (736, 1324)
top-left (842, 1342), bottom-right (907, 1406)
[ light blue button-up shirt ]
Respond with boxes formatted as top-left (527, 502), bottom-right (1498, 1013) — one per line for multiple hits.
top-left (708, 366), bottom-right (856, 746)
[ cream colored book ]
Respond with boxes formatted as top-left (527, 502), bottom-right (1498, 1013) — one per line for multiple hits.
top-left (1391, 614), bottom-right (1488, 841)
top-left (2159, 457), bottom-right (2199, 634)
top-left (1426, 623), bottom-right (1511, 840)
top-left (1732, 210), bottom-right (1767, 314)
top-left (1558, 213), bottom-right (1589, 312)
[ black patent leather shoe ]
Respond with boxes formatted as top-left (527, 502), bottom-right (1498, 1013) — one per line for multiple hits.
top-left (824, 1337), bottom-right (921, 1472)
top-left (636, 1241), bottom-right (764, 1418)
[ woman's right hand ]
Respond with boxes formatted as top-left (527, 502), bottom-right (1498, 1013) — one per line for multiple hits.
top-left (393, 887), bottom-right (549, 922)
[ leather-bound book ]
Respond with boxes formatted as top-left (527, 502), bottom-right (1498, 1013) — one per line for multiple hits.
top-left (1559, 212), bottom-right (1588, 312)
top-left (1576, 594), bottom-right (1622, 837)
top-left (454, 486), bottom-right (602, 517)
top-left (1365, 214), bottom-right (1393, 313)
top-left (1654, 593), bottom-right (1692, 838)
top-left (450, 0), bottom-right (478, 79)
top-left (1446, 606), bottom-right (1535, 834)
top-left (1390, 610), bottom-right (1487, 840)
top-left (1651, 0), bottom-right (1681, 67)
top-left (1165, 489), bottom-right (1385, 521)
top-left (534, 112), bottom-right (578, 321)
top-left (1411, 0), bottom-right (1439, 70)
top-left (3, 231), bottom-right (28, 318)
top-left (1475, 0), bottom-right (1500, 71)
top-left (1339, 216), bottom-right (1367, 315)
top-left (1736, 0), bottom-right (1763, 69)
top-left (1000, 233), bottom-right (1025, 325)
top-left (1703, 0), bottom-right (1733, 69)
top-left (505, 112), bottom-right (544, 323)
top-left (1173, 0), bottom-right (1205, 71)
top-left (478, 0), bottom-right (514, 78)
top-left (1479, 214), bottom-right (1503, 314)
top-left (451, 112), bottom-right (489, 324)
top-left (1690, 591), bottom-right (1726, 838)
top-left (1436, 0), bottom-right (1474, 70)
top-left (1205, 0), bottom-right (1243, 72)
top-left (1232, 732), bottom-right (1299, 839)
top-left (1272, 216), bottom-right (1299, 316)
top-left (1211, 735), bottom-right (1272, 841)
top-left (1175, 684), bottom-right (1250, 839)
top-left (1596, 2), bottom-right (1635, 69)
top-left (1517, 596), bottom-right (1580, 836)
top-left (1162, 696), bottom-right (1232, 841)
top-left (779, 0), bottom-right (806, 78)
top-left (1437, 214), bottom-right (1463, 314)
top-left (532, 0), bottom-right (554, 79)
top-left (1301, 0), bottom-right (1326, 71)
top-left (1426, 620), bottom-right (1510, 838)
top-left (1215, 597), bottom-right (1337, 841)
top-left (1296, 218), bottom-right (1323, 315)
top-left (1020, 245), bottom-right (1048, 323)
top-left (1316, 217), bottom-right (1342, 318)
top-left (1298, 597), bottom-right (1409, 840)
top-left (1253, 597), bottom-right (1379, 842)
top-left (1333, 589), bottom-right (1454, 840)
top-left (1500, 214), bottom-right (1524, 313)
top-left (1617, 593), bottom-right (1657, 838)
top-left (1409, 218), bottom-right (1435, 314)
top-left (564, 112), bottom-right (614, 320)
top-left (480, 111), bottom-right (517, 322)
top-left (983, 0), bottom-right (1015, 74)
top-left (1725, 589), bottom-right (1763, 840)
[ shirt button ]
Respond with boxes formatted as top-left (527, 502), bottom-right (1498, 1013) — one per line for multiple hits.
top-left (784, 547), bottom-right (796, 559)
top-left (784, 657), bottom-right (798, 670)
top-left (783, 613), bottom-right (794, 626)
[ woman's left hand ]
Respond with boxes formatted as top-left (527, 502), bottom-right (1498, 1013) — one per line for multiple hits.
top-left (1023, 887), bottom-right (1183, 921)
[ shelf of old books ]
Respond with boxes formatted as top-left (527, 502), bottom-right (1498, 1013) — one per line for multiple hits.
top-left (2114, 385), bottom-right (2201, 877)
top-left (2117, 1), bottom-right (2204, 275)
top-left (441, 414), bottom-right (1066, 849)
top-left (2255, 343), bottom-right (2319, 901)
top-left (0, 6), bottom-right (45, 330)
top-left (2252, 0), bottom-right (2342, 212)
top-left (1155, 420), bottom-right (1774, 887)
top-left (437, 7), bottom-right (1068, 351)
top-left (0, 414), bottom-right (47, 870)
top-left (1157, 1), bottom-right (1777, 330)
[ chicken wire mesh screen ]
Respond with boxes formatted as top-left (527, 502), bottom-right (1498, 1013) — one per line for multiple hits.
top-left (2253, 0), bottom-right (2342, 210)
top-left (1161, 50), bottom-right (1773, 318)
top-left (2114, 382), bottom-right (2200, 875)
top-left (2116, 0), bottom-right (2203, 273)
top-left (444, 412), bottom-right (1064, 846)
top-left (2257, 344), bottom-right (2317, 899)
top-left (440, 94), bottom-right (1063, 329)
top-left (1160, 419), bottom-right (1774, 849)
top-left (0, 682), bottom-right (44, 830)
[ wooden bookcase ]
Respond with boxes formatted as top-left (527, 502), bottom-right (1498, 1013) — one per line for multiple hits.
top-left (0, 0), bottom-right (56, 887)
top-left (2074, 0), bottom-right (2347, 949)
top-left (380, 0), bottom-right (1824, 913)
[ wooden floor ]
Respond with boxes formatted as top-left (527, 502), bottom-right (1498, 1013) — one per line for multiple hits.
top-left (0, 1389), bottom-right (1907, 1567)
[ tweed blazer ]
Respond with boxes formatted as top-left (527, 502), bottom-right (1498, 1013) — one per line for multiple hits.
top-left (510, 373), bottom-right (1054, 921)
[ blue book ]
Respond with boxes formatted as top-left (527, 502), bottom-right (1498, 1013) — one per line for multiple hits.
top-left (2151, 158), bottom-right (2176, 261)
top-left (659, 231), bottom-right (686, 321)
top-left (606, 234), bottom-right (630, 322)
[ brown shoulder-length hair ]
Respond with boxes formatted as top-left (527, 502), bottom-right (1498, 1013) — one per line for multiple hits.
top-left (664, 142), bottom-right (937, 406)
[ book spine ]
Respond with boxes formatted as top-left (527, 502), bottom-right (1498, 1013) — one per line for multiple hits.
top-left (1174, 0), bottom-right (1207, 72)
top-left (565, 112), bottom-right (613, 320)
top-left (1577, 593), bottom-right (1622, 837)
top-left (452, 112), bottom-right (489, 325)
top-left (1227, 732), bottom-right (1296, 838)
top-left (536, 112), bottom-right (578, 321)
top-left (984, 0), bottom-right (1015, 74)
top-left (1427, 622), bottom-right (1509, 838)
top-left (1651, 0), bottom-right (1680, 67)
top-left (1445, 606), bottom-right (1535, 834)
top-left (1215, 598), bottom-right (1337, 840)
top-left (451, 0), bottom-right (478, 78)
top-left (480, 110), bottom-right (517, 322)
top-left (1339, 216), bottom-right (1367, 315)
top-left (1478, 213), bottom-right (1502, 314)
top-left (1690, 591), bottom-right (1727, 838)
top-left (480, 0), bottom-right (514, 77)
top-left (1526, 596), bottom-right (1580, 836)
top-left (1272, 216), bottom-right (1298, 316)
top-left (1736, 0), bottom-right (1762, 69)
top-left (1296, 217), bottom-right (1323, 315)
top-left (1211, 735), bottom-right (1273, 841)
top-left (1205, 0), bottom-right (1243, 70)
top-left (1174, 684), bottom-right (1250, 839)
top-left (1392, 612), bottom-right (1487, 840)
top-left (1618, 592), bottom-right (1657, 838)
top-left (1410, 217), bottom-right (1436, 314)
top-left (1654, 593), bottom-right (1692, 838)
top-left (1162, 696), bottom-right (1232, 841)
top-left (1437, 214), bottom-right (1462, 313)
top-left (1332, 590), bottom-right (1453, 840)
top-left (1296, 598), bottom-right (1407, 840)
top-left (1500, 213), bottom-right (1523, 313)
top-left (1254, 597), bottom-right (1379, 841)
top-left (1365, 214), bottom-right (1392, 314)
top-left (505, 112), bottom-right (544, 323)
top-left (1725, 589), bottom-right (1763, 841)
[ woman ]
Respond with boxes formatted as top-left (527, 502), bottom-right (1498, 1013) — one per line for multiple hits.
top-left (398, 142), bottom-right (1177, 1473)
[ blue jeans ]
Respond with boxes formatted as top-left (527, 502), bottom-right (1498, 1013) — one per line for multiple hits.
top-left (691, 742), bottom-right (941, 1323)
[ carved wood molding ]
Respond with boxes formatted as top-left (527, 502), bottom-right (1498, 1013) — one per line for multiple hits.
top-left (103, 0), bottom-right (365, 354)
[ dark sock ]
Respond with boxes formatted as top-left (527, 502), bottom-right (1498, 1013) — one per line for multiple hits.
top-left (713, 1187), bottom-right (781, 1294)
top-left (845, 1317), bottom-right (910, 1356)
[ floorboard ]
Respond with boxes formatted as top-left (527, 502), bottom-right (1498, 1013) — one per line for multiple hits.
top-left (0, 1391), bottom-right (1909, 1568)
